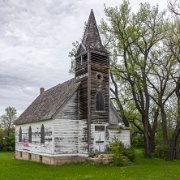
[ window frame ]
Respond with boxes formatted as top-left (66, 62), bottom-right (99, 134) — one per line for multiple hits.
top-left (95, 91), bottom-right (105, 112)
top-left (19, 127), bottom-right (22, 142)
top-left (28, 126), bottom-right (32, 143)
top-left (40, 124), bottom-right (45, 144)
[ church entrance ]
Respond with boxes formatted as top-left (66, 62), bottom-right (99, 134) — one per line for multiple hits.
top-left (94, 125), bottom-right (106, 152)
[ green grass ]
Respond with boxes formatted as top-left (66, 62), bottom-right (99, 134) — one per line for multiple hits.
top-left (0, 150), bottom-right (179, 180)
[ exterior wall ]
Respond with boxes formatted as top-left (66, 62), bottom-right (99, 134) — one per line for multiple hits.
top-left (109, 105), bottom-right (119, 125)
top-left (15, 120), bottom-right (88, 156)
top-left (53, 92), bottom-right (88, 155)
top-left (15, 120), bottom-right (53, 155)
top-left (54, 92), bottom-right (78, 120)
top-left (15, 91), bottom-right (88, 157)
top-left (108, 129), bottom-right (131, 147)
top-left (90, 63), bottom-right (109, 124)
top-left (53, 119), bottom-right (88, 155)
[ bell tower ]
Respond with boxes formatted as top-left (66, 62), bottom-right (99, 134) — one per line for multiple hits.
top-left (75, 10), bottom-right (109, 153)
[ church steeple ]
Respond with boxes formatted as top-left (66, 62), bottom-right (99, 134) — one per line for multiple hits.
top-left (76, 10), bottom-right (107, 56)
top-left (75, 10), bottom-right (109, 78)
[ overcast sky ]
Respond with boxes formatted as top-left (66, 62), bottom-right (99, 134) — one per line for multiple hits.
top-left (0, 0), bottom-right (168, 116)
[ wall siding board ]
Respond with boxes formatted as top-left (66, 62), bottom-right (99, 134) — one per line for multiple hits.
top-left (108, 129), bottom-right (131, 147)
top-left (53, 119), bottom-right (88, 155)
top-left (15, 121), bottom-right (53, 154)
top-left (54, 92), bottom-right (78, 120)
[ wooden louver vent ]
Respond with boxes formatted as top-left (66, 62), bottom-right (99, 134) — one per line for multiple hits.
top-left (76, 54), bottom-right (88, 67)
top-left (91, 53), bottom-right (107, 65)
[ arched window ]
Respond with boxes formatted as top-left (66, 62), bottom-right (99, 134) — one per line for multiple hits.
top-left (96, 91), bottom-right (105, 111)
top-left (28, 126), bottom-right (32, 143)
top-left (19, 127), bottom-right (22, 142)
top-left (40, 124), bottom-right (45, 143)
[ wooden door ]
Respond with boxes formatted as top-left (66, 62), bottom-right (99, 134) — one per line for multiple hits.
top-left (94, 125), bottom-right (106, 152)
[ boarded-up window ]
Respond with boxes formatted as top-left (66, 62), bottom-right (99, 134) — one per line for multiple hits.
top-left (28, 126), bottom-right (32, 143)
top-left (41, 124), bottom-right (45, 143)
top-left (96, 91), bottom-right (105, 111)
top-left (19, 127), bottom-right (22, 142)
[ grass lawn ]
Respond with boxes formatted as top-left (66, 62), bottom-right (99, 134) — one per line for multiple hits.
top-left (0, 150), bottom-right (179, 180)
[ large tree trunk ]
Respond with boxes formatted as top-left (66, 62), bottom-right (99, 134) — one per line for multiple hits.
top-left (167, 77), bottom-right (180, 160)
top-left (166, 121), bottom-right (180, 160)
top-left (161, 107), bottom-right (169, 145)
top-left (142, 114), bottom-right (153, 158)
top-left (143, 132), bottom-right (153, 158)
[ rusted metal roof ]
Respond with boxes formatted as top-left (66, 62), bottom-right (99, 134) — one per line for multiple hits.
top-left (15, 78), bottom-right (80, 125)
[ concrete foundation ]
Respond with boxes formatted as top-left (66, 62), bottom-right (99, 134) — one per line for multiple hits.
top-left (15, 151), bottom-right (87, 165)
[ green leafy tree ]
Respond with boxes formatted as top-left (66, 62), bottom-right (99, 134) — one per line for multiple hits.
top-left (99, 1), bottom-right (168, 157)
top-left (0, 107), bottom-right (17, 136)
top-left (0, 107), bottom-right (16, 151)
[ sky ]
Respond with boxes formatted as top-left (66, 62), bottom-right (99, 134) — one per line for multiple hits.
top-left (0, 0), bottom-right (168, 116)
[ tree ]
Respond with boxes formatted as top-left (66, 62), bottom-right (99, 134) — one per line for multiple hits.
top-left (0, 107), bottom-right (17, 136)
top-left (0, 107), bottom-right (16, 151)
top-left (69, 1), bottom-right (179, 159)
top-left (165, 0), bottom-right (180, 160)
top-left (100, 1), bottom-right (168, 157)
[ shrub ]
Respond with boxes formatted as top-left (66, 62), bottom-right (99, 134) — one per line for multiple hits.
top-left (0, 128), bottom-right (15, 151)
top-left (131, 133), bottom-right (144, 148)
top-left (108, 139), bottom-right (135, 166)
top-left (154, 144), bottom-right (168, 159)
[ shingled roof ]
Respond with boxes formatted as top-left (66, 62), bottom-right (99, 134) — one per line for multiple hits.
top-left (15, 78), bottom-right (80, 125)
top-left (76, 10), bottom-right (107, 56)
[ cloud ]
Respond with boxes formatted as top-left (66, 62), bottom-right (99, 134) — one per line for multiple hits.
top-left (0, 0), bottom-right (167, 115)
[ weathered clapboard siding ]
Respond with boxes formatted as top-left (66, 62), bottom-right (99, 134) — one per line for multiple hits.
top-left (108, 129), bottom-right (131, 147)
top-left (54, 92), bottom-right (78, 120)
top-left (91, 52), bottom-right (108, 65)
top-left (53, 119), bottom-right (88, 155)
top-left (15, 120), bottom-right (53, 154)
top-left (90, 63), bottom-right (109, 124)
top-left (109, 104), bottom-right (122, 125)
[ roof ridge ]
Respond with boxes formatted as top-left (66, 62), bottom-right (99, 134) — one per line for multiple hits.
top-left (15, 78), bottom-right (79, 125)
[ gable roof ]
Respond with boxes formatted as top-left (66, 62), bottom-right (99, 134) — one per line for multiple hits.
top-left (15, 78), bottom-right (80, 125)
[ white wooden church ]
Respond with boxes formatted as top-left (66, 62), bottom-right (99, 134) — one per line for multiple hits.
top-left (15, 10), bottom-right (130, 165)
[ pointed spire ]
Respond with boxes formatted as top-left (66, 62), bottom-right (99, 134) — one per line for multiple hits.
top-left (76, 10), bottom-right (106, 55)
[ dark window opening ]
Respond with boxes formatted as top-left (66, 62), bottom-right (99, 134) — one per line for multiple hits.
top-left (76, 54), bottom-right (88, 67)
top-left (41, 124), bottom-right (45, 143)
top-left (97, 73), bottom-right (103, 80)
top-left (95, 125), bottom-right (105, 131)
top-left (96, 91), bottom-right (105, 111)
top-left (28, 126), bottom-right (32, 143)
top-left (20, 152), bottom-right (22, 158)
top-left (19, 127), bottom-right (22, 142)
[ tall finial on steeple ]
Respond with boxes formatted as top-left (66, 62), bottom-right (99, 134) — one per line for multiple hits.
top-left (76, 10), bottom-right (107, 56)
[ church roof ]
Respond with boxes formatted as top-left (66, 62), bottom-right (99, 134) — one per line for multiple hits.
top-left (15, 78), bottom-right (80, 125)
top-left (76, 10), bottom-right (107, 55)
